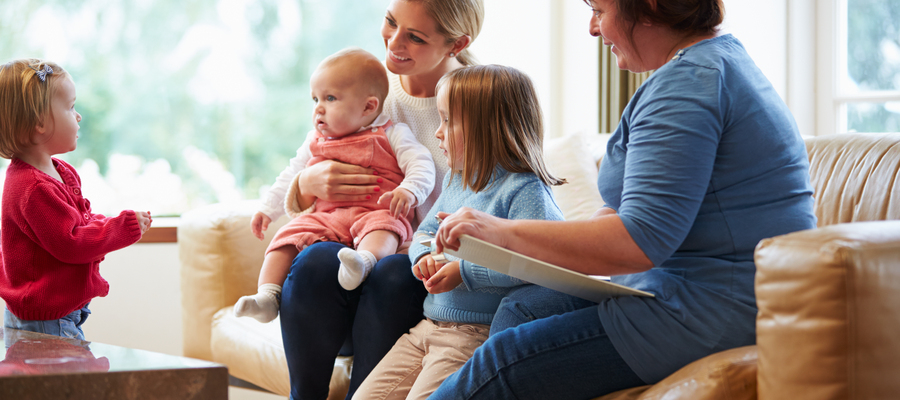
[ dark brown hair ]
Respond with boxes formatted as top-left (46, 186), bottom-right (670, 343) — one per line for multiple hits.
top-left (623, 0), bottom-right (723, 35)
top-left (436, 65), bottom-right (565, 192)
top-left (585, 0), bottom-right (724, 42)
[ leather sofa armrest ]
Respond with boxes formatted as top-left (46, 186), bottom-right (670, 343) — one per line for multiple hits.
top-left (755, 221), bottom-right (900, 400)
top-left (178, 200), bottom-right (287, 361)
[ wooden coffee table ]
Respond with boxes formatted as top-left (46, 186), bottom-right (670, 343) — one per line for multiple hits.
top-left (0, 327), bottom-right (227, 399)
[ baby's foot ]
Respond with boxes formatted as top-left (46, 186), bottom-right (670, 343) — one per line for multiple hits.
top-left (233, 283), bottom-right (282, 323)
top-left (337, 248), bottom-right (376, 290)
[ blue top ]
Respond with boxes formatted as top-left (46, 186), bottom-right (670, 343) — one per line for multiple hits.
top-left (410, 168), bottom-right (564, 324)
top-left (596, 34), bottom-right (816, 383)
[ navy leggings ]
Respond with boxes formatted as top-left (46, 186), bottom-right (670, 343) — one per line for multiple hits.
top-left (280, 241), bottom-right (428, 400)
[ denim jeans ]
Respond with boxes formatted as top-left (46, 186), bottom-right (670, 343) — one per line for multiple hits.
top-left (280, 241), bottom-right (428, 400)
top-left (429, 287), bottom-right (645, 400)
top-left (3, 304), bottom-right (91, 341)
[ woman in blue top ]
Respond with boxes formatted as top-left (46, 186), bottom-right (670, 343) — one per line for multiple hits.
top-left (428, 0), bottom-right (817, 399)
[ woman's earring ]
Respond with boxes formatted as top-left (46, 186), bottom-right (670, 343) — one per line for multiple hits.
top-left (449, 52), bottom-right (455, 58)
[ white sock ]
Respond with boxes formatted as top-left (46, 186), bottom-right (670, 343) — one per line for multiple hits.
top-left (337, 248), bottom-right (376, 290)
top-left (233, 283), bottom-right (282, 323)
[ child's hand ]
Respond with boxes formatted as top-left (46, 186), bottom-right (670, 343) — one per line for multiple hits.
top-left (136, 211), bottom-right (152, 234)
top-left (413, 254), bottom-right (445, 281)
top-left (250, 212), bottom-right (272, 241)
top-left (425, 261), bottom-right (462, 294)
top-left (377, 188), bottom-right (416, 218)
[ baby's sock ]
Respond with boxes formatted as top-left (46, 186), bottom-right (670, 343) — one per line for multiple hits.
top-left (337, 248), bottom-right (376, 290)
top-left (233, 283), bottom-right (282, 323)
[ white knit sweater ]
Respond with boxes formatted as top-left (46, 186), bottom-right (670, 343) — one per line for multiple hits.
top-left (382, 70), bottom-right (448, 228)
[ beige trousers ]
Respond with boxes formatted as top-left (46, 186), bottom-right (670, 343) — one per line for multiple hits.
top-left (352, 318), bottom-right (490, 400)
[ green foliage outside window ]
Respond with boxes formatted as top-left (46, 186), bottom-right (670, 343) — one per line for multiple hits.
top-left (1, 0), bottom-right (385, 215)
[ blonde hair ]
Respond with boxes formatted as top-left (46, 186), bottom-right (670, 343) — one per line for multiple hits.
top-left (437, 65), bottom-right (565, 192)
top-left (0, 59), bottom-right (69, 159)
top-left (409, 0), bottom-right (484, 66)
top-left (318, 47), bottom-right (389, 113)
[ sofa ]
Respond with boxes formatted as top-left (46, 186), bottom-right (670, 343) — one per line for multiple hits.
top-left (179, 132), bottom-right (900, 399)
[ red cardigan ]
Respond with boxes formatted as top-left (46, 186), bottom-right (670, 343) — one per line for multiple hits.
top-left (0, 158), bottom-right (142, 320)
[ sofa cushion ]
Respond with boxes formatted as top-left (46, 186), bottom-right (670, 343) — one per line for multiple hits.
top-left (544, 133), bottom-right (609, 221)
top-left (595, 345), bottom-right (758, 400)
top-left (211, 307), bottom-right (353, 398)
top-left (211, 308), bottom-right (291, 395)
top-left (805, 133), bottom-right (900, 226)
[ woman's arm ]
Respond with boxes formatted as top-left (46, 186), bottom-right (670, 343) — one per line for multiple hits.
top-left (435, 207), bottom-right (653, 277)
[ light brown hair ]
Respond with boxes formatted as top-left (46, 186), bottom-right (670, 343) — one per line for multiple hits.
top-left (0, 59), bottom-right (69, 159)
top-left (437, 65), bottom-right (565, 192)
top-left (406, 0), bottom-right (484, 66)
top-left (317, 47), bottom-right (390, 113)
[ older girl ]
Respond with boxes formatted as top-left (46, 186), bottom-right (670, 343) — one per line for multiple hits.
top-left (277, 1), bottom-right (484, 399)
top-left (354, 64), bottom-right (564, 400)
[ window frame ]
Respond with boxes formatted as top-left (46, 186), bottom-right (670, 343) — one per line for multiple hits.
top-left (815, 0), bottom-right (900, 135)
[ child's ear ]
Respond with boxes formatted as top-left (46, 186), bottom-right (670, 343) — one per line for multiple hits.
top-left (363, 96), bottom-right (379, 116)
top-left (34, 119), bottom-right (47, 135)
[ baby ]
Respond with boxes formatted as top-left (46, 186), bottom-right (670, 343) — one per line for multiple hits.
top-left (235, 48), bottom-right (435, 323)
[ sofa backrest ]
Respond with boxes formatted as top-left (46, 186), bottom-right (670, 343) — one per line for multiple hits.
top-left (805, 133), bottom-right (900, 227)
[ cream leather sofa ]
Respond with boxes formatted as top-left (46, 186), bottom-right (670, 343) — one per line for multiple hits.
top-left (180, 132), bottom-right (900, 399)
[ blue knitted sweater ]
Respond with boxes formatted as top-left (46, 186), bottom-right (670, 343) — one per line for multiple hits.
top-left (409, 167), bottom-right (564, 324)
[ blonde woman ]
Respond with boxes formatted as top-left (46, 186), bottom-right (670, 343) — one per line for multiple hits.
top-left (277, 1), bottom-right (484, 399)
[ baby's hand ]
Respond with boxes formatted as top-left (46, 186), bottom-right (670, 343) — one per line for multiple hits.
top-left (136, 211), bottom-right (152, 234)
top-left (425, 261), bottom-right (461, 294)
top-left (377, 188), bottom-right (416, 218)
top-left (250, 212), bottom-right (272, 241)
top-left (412, 254), bottom-right (445, 281)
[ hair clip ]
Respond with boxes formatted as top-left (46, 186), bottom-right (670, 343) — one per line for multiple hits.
top-left (35, 65), bottom-right (53, 82)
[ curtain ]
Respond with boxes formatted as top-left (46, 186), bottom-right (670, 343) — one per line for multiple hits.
top-left (598, 43), bottom-right (652, 133)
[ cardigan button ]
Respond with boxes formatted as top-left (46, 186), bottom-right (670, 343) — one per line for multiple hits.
top-left (73, 188), bottom-right (80, 195)
top-left (83, 213), bottom-right (89, 220)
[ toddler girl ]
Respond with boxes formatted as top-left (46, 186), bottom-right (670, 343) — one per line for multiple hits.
top-left (352, 64), bottom-right (566, 400)
top-left (235, 48), bottom-right (435, 323)
top-left (0, 59), bottom-right (152, 340)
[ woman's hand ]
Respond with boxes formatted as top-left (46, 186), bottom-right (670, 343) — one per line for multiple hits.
top-left (424, 261), bottom-right (461, 294)
top-left (434, 207), bottom-right (511, 253)
top-left (299, 160), bottom-right (381, 203)
top-left (250, 212), bottom-right (272, 241)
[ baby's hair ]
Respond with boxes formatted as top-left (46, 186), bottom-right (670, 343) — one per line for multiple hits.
top-left (0, 59), bottom-right (69, 159)
top-left (437, 64), bottom-right (566, 192)
top-left (317, 47), bottom-right (389, 113)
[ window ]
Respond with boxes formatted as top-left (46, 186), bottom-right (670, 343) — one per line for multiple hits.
top-left (1, 0), bottom-right (385, 216)
top-left (819, 0), bottom-right (900, 134)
